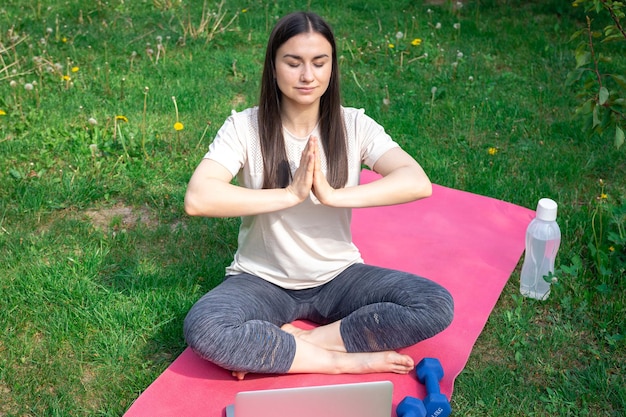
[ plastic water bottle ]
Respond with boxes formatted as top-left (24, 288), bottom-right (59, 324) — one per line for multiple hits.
top-left (520, 198), bottom-right (561, 300)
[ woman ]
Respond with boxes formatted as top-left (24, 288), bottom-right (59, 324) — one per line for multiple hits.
top-left (183, 11), bottom-right (453, 380)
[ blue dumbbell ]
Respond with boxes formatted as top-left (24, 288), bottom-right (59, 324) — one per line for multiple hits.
top-left (396, 395), bottom-right (427, 417)
top-left (415, 358), bottom-right (451, 417)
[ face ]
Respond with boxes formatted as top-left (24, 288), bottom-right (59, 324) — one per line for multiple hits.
top-left (274, 32), bottom-right (333, 111)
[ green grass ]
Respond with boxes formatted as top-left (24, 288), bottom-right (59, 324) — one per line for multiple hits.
top-left (1, 0), bottom-right (624, 416)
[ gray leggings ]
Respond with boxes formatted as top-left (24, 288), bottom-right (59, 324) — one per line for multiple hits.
top-left (183, 263), bottom-right (454, 374)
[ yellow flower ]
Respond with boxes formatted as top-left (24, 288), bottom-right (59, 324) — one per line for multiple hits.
top-left (63, 75), bottom-right (71, 81)
top-left (609, 246), bottom-right (615, 252)
top-left (116, 115), bottom-right (128, 122)
top-left (388, 43), bottom-right (395, 49)
top-left (62, 37), bottom-right (67, 43)
top-left (600, 193), bottom-right (608, 200)
top-left (174, 122), bottom-right (184, 131)
top-left (0, 109), bottom-right (6, 116)
top-left (488, 147), bottom-right (498, 155)
top-left (241, 8), bottom-right (248, 13)
top-left (71, 66), bottom-right (79, 73)
top-left (411, 38), bottom-right (422, 46)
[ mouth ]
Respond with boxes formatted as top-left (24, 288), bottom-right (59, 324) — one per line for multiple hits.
top-left (296, 86), bottom-right (316, 93)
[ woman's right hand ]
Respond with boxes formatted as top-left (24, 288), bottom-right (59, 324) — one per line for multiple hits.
top-left (286, 136), bottom-right (317, 202)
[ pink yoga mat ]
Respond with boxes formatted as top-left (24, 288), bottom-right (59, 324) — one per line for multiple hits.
top-left (124, 169), bottom-right (534, 417)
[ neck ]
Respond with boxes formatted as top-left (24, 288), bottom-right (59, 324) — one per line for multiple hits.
top-left (280, 102), bottom-right (320, 137)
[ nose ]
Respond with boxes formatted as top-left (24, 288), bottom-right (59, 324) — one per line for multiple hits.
top-left (300, 64), bottom-right (314, 82)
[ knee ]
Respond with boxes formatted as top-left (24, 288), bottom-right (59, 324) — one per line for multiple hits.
top-left (425, 285), bottom-right (454, 333)
top-left (183, 301), bottom-right (233, 361)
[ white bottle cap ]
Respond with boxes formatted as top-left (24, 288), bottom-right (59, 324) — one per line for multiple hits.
top-left (536, 198), bottom-right (558, 221)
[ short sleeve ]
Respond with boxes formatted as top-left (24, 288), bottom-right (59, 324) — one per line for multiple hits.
top-left (346, 108), bottom-right (400, 169)
top-left (203, 111), bottom-right (249, 177)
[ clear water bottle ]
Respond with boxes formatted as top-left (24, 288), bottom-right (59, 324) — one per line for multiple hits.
top-left (520, 198), bottom-right (561, 300)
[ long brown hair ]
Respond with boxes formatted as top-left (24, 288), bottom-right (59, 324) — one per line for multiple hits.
top-left (258, 12), bottom-right (348, 189)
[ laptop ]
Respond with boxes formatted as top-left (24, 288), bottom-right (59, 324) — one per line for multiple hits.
top-left (225, 380), bottom-right (393, 417)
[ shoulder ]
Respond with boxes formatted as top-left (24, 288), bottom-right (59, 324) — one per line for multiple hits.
top-left (340, 106), bottom-right (386, 132)
top-left (226, 106), bottom-right (258, 126)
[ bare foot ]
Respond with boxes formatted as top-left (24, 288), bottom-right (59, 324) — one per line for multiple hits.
top-left (232, 370), bottom-right (248, 380)
top-left (281, 322), bottom-right (346, 352)
top-left (336, 350), bottom-right (415, 375)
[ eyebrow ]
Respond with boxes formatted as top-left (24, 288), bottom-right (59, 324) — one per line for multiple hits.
top-left (281, 54), bottom-right (330, 60)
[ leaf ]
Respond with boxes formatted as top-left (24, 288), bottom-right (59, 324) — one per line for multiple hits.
top-left (576, 98), bottom-right (595, 115)
top-left (599, 87), bottom-right (610, 105)
top-left (575, 50), bottom-right (591, 68)
top-left (592, 104), bottom-right (601, 128)
top-left (616, 126), bottom-right (625, 149)
top-left (565, 68), bottom-right (585, 86)
top-left (602, 34), bottom-right (625, 43)
top-left (9, 169), bottom-right (22, 180)
top-left (609, 74), bottom-right (626, 89)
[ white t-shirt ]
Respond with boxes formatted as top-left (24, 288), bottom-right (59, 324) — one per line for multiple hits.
top-left (205, 106), bottom-right (399, 289)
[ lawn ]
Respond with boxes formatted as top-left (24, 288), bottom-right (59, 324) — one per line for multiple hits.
top-left (0, 0), bottom-right (624, 416)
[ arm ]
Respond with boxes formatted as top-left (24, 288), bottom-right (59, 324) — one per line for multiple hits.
top-left (185, 139), bottom-right (317, 218)
top-left (313, 146), bottom-right (432, 208)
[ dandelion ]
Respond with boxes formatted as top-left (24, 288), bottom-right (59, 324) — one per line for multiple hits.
top-left (551, 276), bottom-right (558, 284)
top-left (395, 31), bottom-right (404, 40)
top-left (609, 246), bottom-right (615, 252)
top-left (411, 38), bottom-right (422, 46)
top-left (71, 66), bottom-right (79, 73)
top-left (457, 51), bottom-right (464, 59)
top-left (600, 193), bottom-right (608, 200)
top-left (488, 147), bottom-right (498, 155)
top-left (431, 86), bottom-right (437, 96)
top-left (46, 27), bottom-right (53, 34)
top-left (0, 110), bottom-right (6, 116)
top-left (62, 37), bottom-right (67, 43)
top-left (468, 75), bottom-right (474, 82)
top-left (24, 83), bottom-right (34, 91)
top-left (435, 22), bottom-right (442, 29)
top-left (10, 80), bottom-right (17, 88)
top-left (88, 117), bottom-right (98, 125)
top-left (453, 23), bottom-right (461, 30)
top-left (172, 96), bottom-right (184, 132)
top-left (116, 115), bottom-right (128, 122)
top-left (388, 43), bottom-right (395, 49)
top-left (63, 75), bottom-right (71, 81)
top-left (242, 8), bottom-right (248, 13)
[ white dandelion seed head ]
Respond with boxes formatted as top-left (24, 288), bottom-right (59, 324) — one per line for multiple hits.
top-left (395, 31), bottom-right (404, 40)
top-left (156, 35), bottom-right (163, 44)
top-left (10, 80), bottom-right (18, 88)
top-left (24, 83), bottom-right (34, 91)
top-left (469, 75), bottom-right (474, 82)
top-left (88, 117), bottom-right (98, 125)
top-left (435, 22), bottom-right (442, 29)
top-left (383, 98), bottom-right (390, 106)
top-left (451, 62), bottom-right (458, 68)
top-left (457, 51), bottom-right (464, 59)
top-left (46, 27), bottom-right (53, 34)
top-left (453, 23), bottom-right (461, 30)
top-left (427, 8), bottom-right (433, 14)
top-left (431, 86), bottom-right (438, 95)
